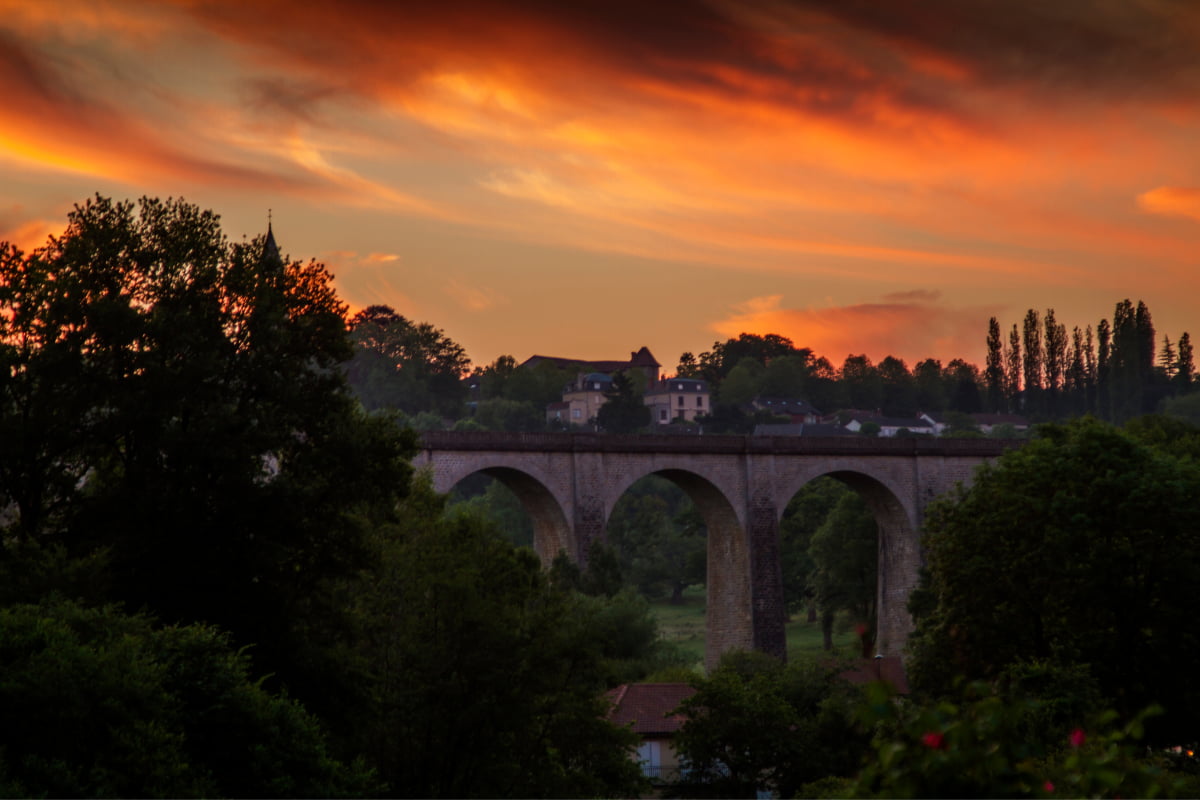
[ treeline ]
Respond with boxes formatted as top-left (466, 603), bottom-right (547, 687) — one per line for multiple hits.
top-left (983, 303), bottom-right (1195, 422)
top-left (346, 306), bottom-right (1194, 434)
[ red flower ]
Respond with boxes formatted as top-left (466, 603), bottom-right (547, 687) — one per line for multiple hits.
top-left (921, 731), bottom-right (946, 749)
top-left (1069, 728), bottom-right (1086, 748)
top-left (1044, 780), bottom-right (1055, 793)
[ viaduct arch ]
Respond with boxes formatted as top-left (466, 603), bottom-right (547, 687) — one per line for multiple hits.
top-left (415, 431), bottom-right (1015, 668)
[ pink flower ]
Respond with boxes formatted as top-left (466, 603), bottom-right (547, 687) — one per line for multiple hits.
top-left (1069, 728), bottom-right (1086, 748)
top-left (1044, 780), bottom-right (1055, 793)
top-left (921, 731), bottom-right (945, 749)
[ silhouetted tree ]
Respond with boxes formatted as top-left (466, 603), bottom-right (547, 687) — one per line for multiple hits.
top-left (1006, 323), bottom-right (1022, 413)
top-left (1022, 309), bottom-right (1043, 416)
top-left (840, 354), bottom-right (883, 411)
top-left (878, 356), bottom-right (917, 417)
top-left (914, 358), bottom-right (946, 413)
top-left (1177, 332), bottom-right (1195, 394)
top-left (985, 318), bottom-right (1005, 413)
top-left (347, 304), bottom-right (470, 417)
top-left (597, 370), bottom-right (651, 433)
top-left (1043, 309), bottom-right (1068, 418)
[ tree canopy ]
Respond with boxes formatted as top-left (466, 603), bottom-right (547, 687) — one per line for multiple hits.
top-left (907, 417), bottom-right (1200, 744)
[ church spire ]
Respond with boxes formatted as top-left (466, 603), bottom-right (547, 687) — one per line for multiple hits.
top-left (263, 208), bottom-right (282, 268)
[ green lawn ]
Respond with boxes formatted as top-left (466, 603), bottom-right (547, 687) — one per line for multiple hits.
top-left (649, 587), bottom-right (858, 672)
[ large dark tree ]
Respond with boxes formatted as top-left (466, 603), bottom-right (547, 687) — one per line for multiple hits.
top-left (907, 418), bottom-right (1200, 745)
top-left (352, 477), bottom-right (648, 798)
top-left (0, 196), bottom-right (416, 703)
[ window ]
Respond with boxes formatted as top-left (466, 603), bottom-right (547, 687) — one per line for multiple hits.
top-left (572, 409), bottom-right (582, 419)
top-left (676, 383), bottom-right (683, 390)
top-left (697, 396), bottom-right (704, 407)
top-left (660, 409), bottom-right (668, 421)
top-left (637, 741), bottom-right (662, 777)
top-left (678, 396), bottom-right (685, 407)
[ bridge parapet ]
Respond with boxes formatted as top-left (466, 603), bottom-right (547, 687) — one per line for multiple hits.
top-left (419, 430), bottom-right (1017, 457)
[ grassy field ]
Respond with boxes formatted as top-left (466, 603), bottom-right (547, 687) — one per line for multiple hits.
top-left (649, 587), bottom-right (858, 672)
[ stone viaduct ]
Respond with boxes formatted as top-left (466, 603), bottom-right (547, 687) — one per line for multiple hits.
top-left (414, 431), bottom-right (1016, 669)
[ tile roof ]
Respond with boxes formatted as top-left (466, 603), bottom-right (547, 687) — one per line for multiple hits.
top-left (606, 683), bottom-right (696, 735)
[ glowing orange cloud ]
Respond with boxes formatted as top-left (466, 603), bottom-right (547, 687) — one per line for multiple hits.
top-left (712, 294), bottom-right (994, 367)
top-left (0, 216), bottom-right (59, 253)
top-left (1138, 186), bottom-right (1200, 222)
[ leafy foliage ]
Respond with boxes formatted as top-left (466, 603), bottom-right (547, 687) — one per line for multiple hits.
top-left (0, 598), bottom-right (373, 798)
top-left (907, 417), bottom-right (1200, 744)
top-left (348, 476), bottom-right (649, 798)
top-left (850, 681), bottom-right (1179, 799)
top-left (0, 196), bottom-right (418, 707)
top-left (673, 651), bottom-right (868, 798)
top-left (346, 304), bottom-right (470, 417)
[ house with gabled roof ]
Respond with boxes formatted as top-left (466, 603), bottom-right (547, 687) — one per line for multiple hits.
top-left (644, 377), bottom-right (710, 425)
top-left (606, 682), bottom-right (696, 786)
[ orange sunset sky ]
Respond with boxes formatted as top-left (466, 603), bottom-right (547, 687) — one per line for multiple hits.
top-left (2, 0), bottom-right (1198, 371)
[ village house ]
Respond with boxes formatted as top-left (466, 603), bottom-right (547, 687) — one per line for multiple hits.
top-left (643, 377), bottom-right (711, 425)
top-left (606, 683), bottom-right (695, 786)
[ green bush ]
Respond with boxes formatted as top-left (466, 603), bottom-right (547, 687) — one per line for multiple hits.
top-left (0, 598), bottom-right (374, 798)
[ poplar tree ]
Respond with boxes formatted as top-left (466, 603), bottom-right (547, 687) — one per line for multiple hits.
top-left (1067, 327), bottom-right (1087, 416)
top-left (1043, 309), bottom-right (1068, 418)
top-left (1097, 318), bottom-right (1112, 420)
top-left (1178, 332), bottom-right (1195, 394)
top-left (1083, 325), bottom-right (1097, 414)
top-left (1022, 309), bottom-right (1043, 416)
top-left (1110, 299), bottom-right (1141, 422)
top-left (985, 317), bottom-right (1005, 413)
top-left (1006, 324), bottom-right (1022, 412)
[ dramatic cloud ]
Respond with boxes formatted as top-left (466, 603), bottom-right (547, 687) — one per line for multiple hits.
top-left (1, 0), bottom-right (1198, 366)
top-left (712, 294), bottom-right (994, 366)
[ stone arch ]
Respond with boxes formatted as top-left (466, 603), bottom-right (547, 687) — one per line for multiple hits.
top-left (777, 467), bottom-right (920, 659)
top-left (438, 465), bottom-right (574, 566)
top-left (604, 466), bottom-right (753, 670)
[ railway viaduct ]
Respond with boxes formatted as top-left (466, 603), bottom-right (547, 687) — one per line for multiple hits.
top-left (414, 431), bottom-right (1015, 668)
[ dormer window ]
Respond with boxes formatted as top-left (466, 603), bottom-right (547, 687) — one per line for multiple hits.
top-left (676, 383), bottom-right (683, 390)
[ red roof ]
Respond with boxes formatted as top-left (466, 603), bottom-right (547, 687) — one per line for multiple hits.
top-left (606, 683), bottom-right (696, 735)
